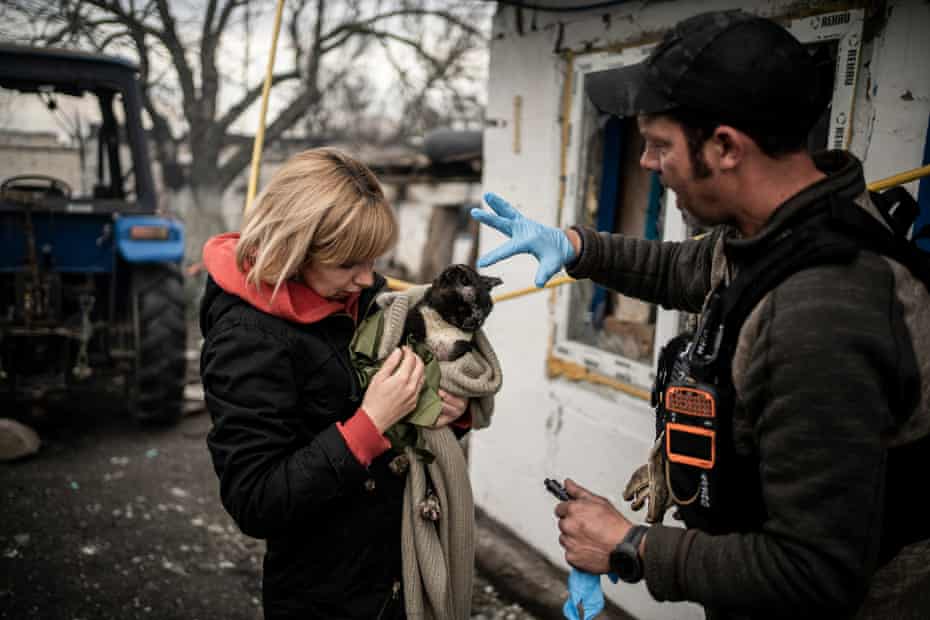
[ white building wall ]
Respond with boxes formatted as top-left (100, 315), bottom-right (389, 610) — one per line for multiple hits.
top-left (471, 2), bottom-right (930, 619)
top-left (393, 182), bottom-right (482, 278)
top-left (0, 144), bottom-right (82, 194)
top-left (851, 1), bottom-right (930, 193)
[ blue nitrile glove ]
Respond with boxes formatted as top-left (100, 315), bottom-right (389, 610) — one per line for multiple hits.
top-left (562, 568), bottom-right (620, 620)
top-left (470, 192), bottom-right (577, 288)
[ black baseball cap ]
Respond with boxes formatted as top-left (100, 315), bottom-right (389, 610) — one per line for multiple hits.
top-left (586, 10), bottom-right (829, 136)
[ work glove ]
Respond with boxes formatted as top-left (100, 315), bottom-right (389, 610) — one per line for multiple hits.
top-left (470, 192), bottom-right (577, 288)
top-left (623, 430), bottom-right (672, 523)
top-left (563, 568), bottom-right (618, 620)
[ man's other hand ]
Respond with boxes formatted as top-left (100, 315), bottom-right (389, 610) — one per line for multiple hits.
top-left (555, 479), bottom-right (632, 574)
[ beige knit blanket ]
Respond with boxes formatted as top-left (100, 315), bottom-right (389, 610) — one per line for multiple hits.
top-left (375, 285), bottom-right (503, 620)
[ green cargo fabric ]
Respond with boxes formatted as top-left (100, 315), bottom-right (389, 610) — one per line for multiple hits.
top-left (349, 302), bottom-right (443, 458)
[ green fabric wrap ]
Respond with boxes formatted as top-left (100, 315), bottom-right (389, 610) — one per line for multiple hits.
top-left (350, 307), bottom-right (442, 460)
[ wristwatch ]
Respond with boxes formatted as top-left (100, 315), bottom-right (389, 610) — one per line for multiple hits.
top-left (609, 524), bottom-right (648, 583)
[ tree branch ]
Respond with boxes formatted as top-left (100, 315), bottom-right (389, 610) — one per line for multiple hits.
top-left (152, 0), bottom-right (197, 117)
top-left (216, 89), bottom-right (317, 187)
top-left (306, 0), bottom-right (326, 85)
top-left (127, 26), bottom-right (178, 179)
top-left (215, 0), bottom-right (246, 35)
top-left (214, 70), bottom-right (301, 135)
top-left (81, 0), bottom-right (164, 41)
top-left (198, 0), bottom-right (221, 130)
top-left (321, 8), bottom-right (484, 44)
top-left (203, 0), bottom-right (218, 41)
top-left (323, 28), bottom-right (442, 71)
top-left (216, 65), bottom-right (350, 187)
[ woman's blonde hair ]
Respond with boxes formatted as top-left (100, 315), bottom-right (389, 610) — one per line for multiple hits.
top-left (236, 147), bottom-right (398, 296)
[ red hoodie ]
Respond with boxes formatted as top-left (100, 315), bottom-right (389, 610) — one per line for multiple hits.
top-left (202, 232), bottom-right (389, 466)
top-left (202, 232), bottom-right (361, 323)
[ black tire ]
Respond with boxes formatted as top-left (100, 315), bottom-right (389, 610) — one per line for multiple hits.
top-left (128, 263), bottom-right (186, 425)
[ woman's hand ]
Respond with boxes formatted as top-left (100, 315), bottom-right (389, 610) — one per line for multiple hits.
top-left (362, 346), bottom-right (425, 434)
top-left (431, 389), bottom-right (469, 428)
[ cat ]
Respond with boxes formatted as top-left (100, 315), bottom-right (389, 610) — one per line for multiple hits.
top-left (402, 264), bottom-right (503, 362)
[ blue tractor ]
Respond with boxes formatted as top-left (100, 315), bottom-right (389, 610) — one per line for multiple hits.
top-left (0, 44), bottom-right (187, 424)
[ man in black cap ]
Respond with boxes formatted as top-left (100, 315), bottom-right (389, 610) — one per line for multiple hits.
top-left (472, 9), bottom-right (930, 619)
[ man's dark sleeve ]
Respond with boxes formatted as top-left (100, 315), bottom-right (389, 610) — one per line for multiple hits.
top-left (202, 324), bottom-right (369, 539)
top-left (567, 226), bottom-right (720, 314)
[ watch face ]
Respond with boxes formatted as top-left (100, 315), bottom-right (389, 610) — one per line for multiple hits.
top-left (610, 543), bottom-right (643, 583)
top-left (614, 552), bottom-right (636, 575)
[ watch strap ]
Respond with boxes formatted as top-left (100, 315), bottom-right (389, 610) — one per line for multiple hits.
top-left (625, 524), bottom-right (648, 550)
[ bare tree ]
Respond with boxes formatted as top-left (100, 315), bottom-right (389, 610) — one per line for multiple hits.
top-left (2, 0), bottom-right (490, 262)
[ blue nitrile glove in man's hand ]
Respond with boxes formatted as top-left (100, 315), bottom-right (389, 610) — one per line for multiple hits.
top-left (563, 568), bottom-right (619, 620)
top-left (470, 192), bottom-right (577, 288)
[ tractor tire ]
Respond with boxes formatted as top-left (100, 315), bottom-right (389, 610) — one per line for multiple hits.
top-left (128, 263), bottom-right (186, 425)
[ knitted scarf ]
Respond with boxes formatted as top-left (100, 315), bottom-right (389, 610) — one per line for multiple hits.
top-left (374, 285), bottom-right (503, 620)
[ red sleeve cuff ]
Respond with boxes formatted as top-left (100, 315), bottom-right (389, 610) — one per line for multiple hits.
top-left (451, 409), bottom-right (472, 430)
top-left (337, 408), bottom-right (391, 467)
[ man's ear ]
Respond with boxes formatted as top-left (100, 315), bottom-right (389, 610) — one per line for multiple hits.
top-left (709, 125), bottom-right (746, 172)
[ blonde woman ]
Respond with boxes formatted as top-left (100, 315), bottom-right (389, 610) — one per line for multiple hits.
top-left (199, 148), bottom-right (468, 619)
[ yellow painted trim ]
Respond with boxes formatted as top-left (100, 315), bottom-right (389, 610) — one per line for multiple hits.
top-left (555, 51), bottom-right (575, 227)
top-left (547, 355), bottom-right (651, 401)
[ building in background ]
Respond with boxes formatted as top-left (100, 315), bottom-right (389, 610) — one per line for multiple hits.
top-left (472, 2), bottom-right (930, 618)
top-left (0, 130), bottom-right (82, 193)
top-left (171, 129), bottom-right (482, 285)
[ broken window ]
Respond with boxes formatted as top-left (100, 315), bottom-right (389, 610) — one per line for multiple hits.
top-left (566, 114), bottom-right (662, 367)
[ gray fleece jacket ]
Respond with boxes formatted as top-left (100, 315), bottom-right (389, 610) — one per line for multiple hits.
top-left (567, 151), bottom-right (930, 620)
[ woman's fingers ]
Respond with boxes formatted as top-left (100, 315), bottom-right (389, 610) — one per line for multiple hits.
top-left (363, 347), bottom-right (429, 431)
top-left (380, 347), bottom-right (424, 410)
top-left (375, 347), bottom-right (404, 380)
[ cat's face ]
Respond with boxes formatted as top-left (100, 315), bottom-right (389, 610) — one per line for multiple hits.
top-left (426, 264), bottom-right (503, 331)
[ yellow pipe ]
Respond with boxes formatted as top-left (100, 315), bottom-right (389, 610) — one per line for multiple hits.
top-left (546, 356), bottom-right (651, 401)
top-left (243, 0), bottom-right (287, 215)
top-left (385, 276), bottom-right (414, 291)
top-left (493, 276), bottom-right (575, 303)
top-left (867, 164), bottom-right (930, 192)
top-left (386, 274), bottom-right (575, 302)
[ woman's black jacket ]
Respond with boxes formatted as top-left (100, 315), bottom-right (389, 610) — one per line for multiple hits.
top-left (200, 273), bottom-right (406, 620)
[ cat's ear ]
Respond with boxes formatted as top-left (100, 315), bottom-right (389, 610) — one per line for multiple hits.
top-left (481, 275), bottom-right (503, 289)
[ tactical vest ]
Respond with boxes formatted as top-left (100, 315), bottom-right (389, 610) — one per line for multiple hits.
top-left (651, 187), bottom-right (930, 562)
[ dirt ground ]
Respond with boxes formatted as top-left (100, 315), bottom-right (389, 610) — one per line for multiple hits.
top-left (0, 370), bottom-right (536, 620)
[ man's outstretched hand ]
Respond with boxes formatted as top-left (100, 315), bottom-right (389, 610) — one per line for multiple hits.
top-left (470, 192), bottom-right (577, 287)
